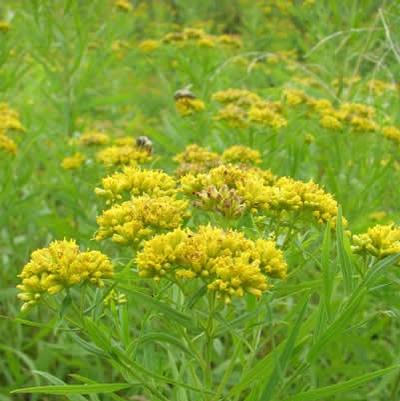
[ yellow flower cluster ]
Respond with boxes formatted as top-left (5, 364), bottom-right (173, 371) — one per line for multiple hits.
top-left (174, 144), bottom-right (262, 176)
top-left (282, 87), bottom-right (381, 134)
top-left (115, 0), bottom-right (133, 12)
top-left (352, 224), bottom-right (400, 260)
top-left (77, 130), bottom-right (110, 146)
top-left (95, 195), bottom-right (190, 244)
top-left (221, 145), bottom-right (261, 165)
top-left (136, 225), bottom-right (287, 303)
top-left (61, 152), bottom-right (86, 170)
top-left (96, 144), bottom-right (151, 167)
top-left (0, 103), bottom-right (25, 155)
top-left (367, 79), bottom-right (397, 96)
top-left (0, 21), bottom-right (10, 32)
top-left (95, 166), bottom-right (177, 202)
top-left (382, 126), bottom-right (400, 145)
top-left (181, 164), bottom-right (341, 225)
top-left (213, 89), bottom-right (287, 129)
top-left (137, 28), bottom-right (242, 53)
top-left (17, 240), bottom-right (113, 311)
top-left (0, 134), bottom-right (17, 154)
top-left (175, 97), bottom-right (205, 116)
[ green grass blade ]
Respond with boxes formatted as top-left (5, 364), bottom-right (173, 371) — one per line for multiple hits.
top-left (11, 383), bottom-right (131, 395)
top-left (281, 365), bottom-right (400, 401)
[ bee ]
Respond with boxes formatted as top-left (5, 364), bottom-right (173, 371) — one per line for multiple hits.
top-left (136, 136), bottom-right (153, 154)
top-left (174, 85), bottom-right (196, 100)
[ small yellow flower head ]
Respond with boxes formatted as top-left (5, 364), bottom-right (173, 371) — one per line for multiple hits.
top-left (95, 196), bottom-right (190, 244)
top-left (367, 79), bottom-right (396, 96)
top-left (61, 152), bottom-right (85, 170)
top-left (271, 177), bottom-right (341, 225)
top-left (197, 37), bottom-right (215, 48)
top-left (349, 116), bottom-right (378, 133)
top-left (216, 34), bottom-right (242, 48)
top-left (382, 126), bottom-right (400, 145)
top-left (320, 114), bottom-right (342, 130)
top-left (0, 21), bottom-right (10, 32)
top-left (214, 104), bottom-right (248, 128)
top-left (17, 240), bottom-right (113, 310)
top-left (78, 130), bottom-right (110, 146)
top-left (222, 145), bottom-right (261, 165)
top-left (248, 106), bottom-right (287, 129)
top-left (115, 0), bottom-right (133, 12)
top-left (352, 224), bottom-right (400, 260)
top-left (95, 166), bottom-right (177, 202)
top-left (0, 103), bottom-right (25, 133)
top-left (174, 144), bottom-right (221, 175)
top-left (283, 88), bottom-right (308, 106)
top-left (340, 102), bottom-right (375, 119)
top-left (138, 39), bottom-right (160, 52)
top-left (96, 144), bottom-right (151, 167)
top-left (368, 211), bottom-right (387, 222)
top-left (212, 89), bottom-right (261, 106)
top-left (307, 98), bottom-right (334, 114)
top-left (175, 97), bottom-right (205, 116)
top-left (136, 225), bottom-right (287, 303)
top-left (0, 134), bottom-right (17, 154)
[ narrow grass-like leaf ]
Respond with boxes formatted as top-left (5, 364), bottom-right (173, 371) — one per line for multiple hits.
top-left (11, 383), bottom-right (131, 395)
top-left (281, 365), bottom-right (400, 401)
top-left (256, 295), bottom-right (309, 401)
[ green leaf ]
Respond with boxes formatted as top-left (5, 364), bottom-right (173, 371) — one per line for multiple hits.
top-left (281, 365), bottom-right (400, 401)
top-left (256, 295), bottom-right (309, 401)
top-left (336, 206), bottom-right (354, 295)
top-left (11, 383), bottom-right (131, 395)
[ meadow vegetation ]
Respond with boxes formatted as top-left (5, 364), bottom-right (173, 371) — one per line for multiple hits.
top-left (1, 1), bottom-right (400, 400)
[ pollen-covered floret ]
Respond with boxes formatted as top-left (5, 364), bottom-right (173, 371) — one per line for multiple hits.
top-left (136, 225), bottom-right (287, 303)
top-left (95, 195), bottom-right (190, 244)
top-left (95, 166), bottom-right (177, 202)
top-left (17, 240), bottom-right (113, 311)
top-left (352, 224), bottom-right (400, 260)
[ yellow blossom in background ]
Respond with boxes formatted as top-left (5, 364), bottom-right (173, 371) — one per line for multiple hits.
top-left (0, 134), bottom-right (17, 154)
top-left (367, 79), bottom-right (396, 96)
top-left (174, 144), bottom-right (221, 175)
top-left (17, 240), bottom-right (113, 311)
top-left (320, 114), bottom-right (342, 130)
top-left (95, 195), bottom-right (190, 244)
top-left (214, 104), bottom-right (248, 128)
top-left (115, 0), bottom-right (133, 12)
top-left (61, 152), bottom-right (85, 170)
top-left (78, 130), bottom-right (110, 146)
top-left (283, 88), bottom-right (308, 106)
top-left (96, 144), bottom-right (151, 167)
top-left (352, 224), bottom-right (400, 260)
top-left (0, 21), bottom-right (10, 32)
top-left (382, 126), bottom-right (400, 145)
top-left (349, 116), bottom-right (378, 133)
top-left (212, 89), bottom-right (261, 105)
top-left (175, 97), bottom-right (205, 116)
top-left (95, 166), bottom-right (177, 202)
top-left (368, 211), bottom-right (387, 222)
top-left (222, 145), bottom-right (261, 165)
top-left (248, 105), bottom-right (287, 129)
top-left (138, 39), bottom-right (160, 52)
top-left (136, 225), bottom-right (287, 303)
